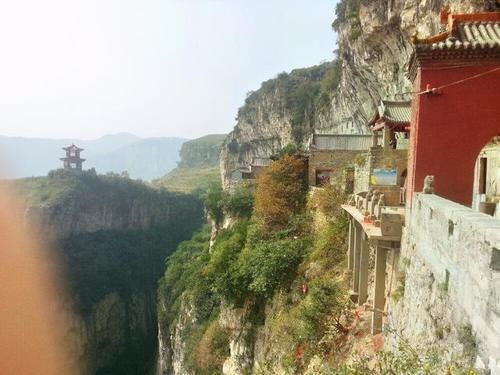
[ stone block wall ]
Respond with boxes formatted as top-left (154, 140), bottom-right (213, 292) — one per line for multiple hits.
top-left (354, 148), bottom-right (408, 195)
top-left (391, 194), bottom-right (500, 374)
top-left (354, 153), bottom-right (370, 194)
top-left (308, 150), bottom-right (361, 186)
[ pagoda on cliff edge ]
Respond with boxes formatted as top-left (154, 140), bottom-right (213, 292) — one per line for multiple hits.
top-left (60, 144), bottom-right (85, 171)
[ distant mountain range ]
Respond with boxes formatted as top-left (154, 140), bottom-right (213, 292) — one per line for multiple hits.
top-left (0, 133), bottom-right (187, 181)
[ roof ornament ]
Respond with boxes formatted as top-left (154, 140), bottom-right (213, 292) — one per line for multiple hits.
top-left (440, 6), bottom-right (450, 25)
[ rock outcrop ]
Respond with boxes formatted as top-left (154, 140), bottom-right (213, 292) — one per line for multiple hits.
top-left (177, 134), bottom-right (226, 169)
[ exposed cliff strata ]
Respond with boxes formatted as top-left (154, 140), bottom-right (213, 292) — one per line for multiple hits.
top-left (220, 302), bottom-right (255, 375)
top-left (22, 171), bottom-right (198, 240)
top-left (220, 64), bottom-right (336, 187)
top-left (220, 0), bottom-right (486, 187)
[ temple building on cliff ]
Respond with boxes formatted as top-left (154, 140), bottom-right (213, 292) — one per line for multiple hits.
top-left (340, 10), bottom-right (500, 373)
top-left (60, 144), bottom-right (85, 171)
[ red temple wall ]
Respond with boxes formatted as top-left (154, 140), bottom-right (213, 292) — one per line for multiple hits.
top-left (407, 63), bottom-right (500, 206)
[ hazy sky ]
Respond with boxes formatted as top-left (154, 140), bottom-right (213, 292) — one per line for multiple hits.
top-left (0, 0), bottom-right (337, 140)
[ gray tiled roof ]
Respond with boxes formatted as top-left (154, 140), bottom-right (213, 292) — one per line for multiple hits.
top-left (417, 22), bottom-right (500, 52)
top-left (251, 157), bottom-right (271, 167)
top-left (311, 134), bottom-right (373, 151)
top-left (379, 101), bottom-right (411, 124)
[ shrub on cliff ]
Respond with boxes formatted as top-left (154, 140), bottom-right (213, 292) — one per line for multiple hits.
top-left (254, 154), bottom-right (308, 231)
top-left (237, 233), bottom-right (308, 299)
top-left (204, 183), bottom-right (225, 226)
top-left (204, 182), bottom-right (255, 226)
top-left (332, 340), bottom-right (478, 374)
top-left (222, 182), bottom-right (255, 220)
top-left (309, 184), bottom-right (347, 217)
top-left (158, 227), bottom-right (213, 326)
top-left (207, 221), bottom-right (249, 303)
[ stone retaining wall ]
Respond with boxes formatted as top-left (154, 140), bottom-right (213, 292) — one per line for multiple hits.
top-left (392, 194), bottom-right (500, 373)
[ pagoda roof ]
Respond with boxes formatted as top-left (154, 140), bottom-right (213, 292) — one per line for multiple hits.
top-left (60, 157), bottom-right (86, 162)
top-left (410, 11), bottom-right (500, 74)
top-left (368, 100), bottom-right (411, 130)
top-left (62, 144), bottom-right (84, 151)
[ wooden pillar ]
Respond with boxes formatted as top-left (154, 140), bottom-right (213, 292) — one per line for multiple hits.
top-left (358, 234), bottom-right (370, 305)
top-left (347, 218), bottom-right (355, 271)
top-left (383, 126), bottom-right (391, 150)
top-left (371, 243), bottom-right (387, 334)
top-left (371, 131), bottom-right (379, 147)
top-left (352, 222), bottom-right (362, 294)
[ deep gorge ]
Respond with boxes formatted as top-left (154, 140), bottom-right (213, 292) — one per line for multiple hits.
top-left (11, 169), bottom-right (204, 374)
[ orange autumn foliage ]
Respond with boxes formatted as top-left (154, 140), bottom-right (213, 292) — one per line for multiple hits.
top-left (254, 154), bottom-right (308, 231)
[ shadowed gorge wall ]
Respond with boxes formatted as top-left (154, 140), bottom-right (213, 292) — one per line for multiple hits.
top-left (8, 169), bottom-right (204, 374)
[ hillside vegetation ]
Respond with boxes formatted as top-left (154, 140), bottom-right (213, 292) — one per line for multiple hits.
top-left (158, 152), bottom-right (477, 374)
top-left (154, 134), bottom-right (226, 193)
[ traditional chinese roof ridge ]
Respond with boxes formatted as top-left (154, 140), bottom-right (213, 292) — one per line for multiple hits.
top-left (416, 31), bottom-right (450, 45)
top-left (62, 143), bottom-right (84, 151)
top-left (368, 100), bottom-right (411, 127)
top-left (413, 11), bottom-right (500, 55)
top-left (379, 100), bottom-right (411, 124)
top-left (409, 11), bottom-right (500, 80)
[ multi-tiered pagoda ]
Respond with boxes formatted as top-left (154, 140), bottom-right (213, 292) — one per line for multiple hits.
top-left (60, 144), bottom-right (85, 171)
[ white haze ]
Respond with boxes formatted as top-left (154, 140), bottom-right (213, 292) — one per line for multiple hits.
top-left (0, 0), bottom-right (337, 140)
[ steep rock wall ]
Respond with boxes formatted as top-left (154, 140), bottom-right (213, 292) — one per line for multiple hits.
top-left (177, 134), bottom-right (226, 169)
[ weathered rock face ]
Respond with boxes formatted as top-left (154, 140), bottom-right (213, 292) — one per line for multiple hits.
top-left (219, 302), bottom-right (255, 375)
top-left (63, 292), bottom-right (155, 375)
top-left (25, 180), bottom-right (199, 240)
top-left (157, 297), bottom-right (197, 375)
top-left (177, 134), bottom-right (226, 169)
top-left (219, 66), bottom-right (328, 187)
top-left (219, 0), bottom-right (487, 187)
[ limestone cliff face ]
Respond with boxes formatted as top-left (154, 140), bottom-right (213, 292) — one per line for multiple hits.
top-left (157, 297), bottom-right (197, 375)
top-left (219, 65), bottom-right (328, 187)
top-left (63, 292), bottom-right (156, 375)
top-left (25, 178), bottom-right (198, 240)
top-left (220, 0), bottom-right (486, 187)
top-left (177, 134), bottom-right (226, 169)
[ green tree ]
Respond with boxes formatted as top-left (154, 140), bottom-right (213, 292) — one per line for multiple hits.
top-left (204, 183), bottom-right (224, 226)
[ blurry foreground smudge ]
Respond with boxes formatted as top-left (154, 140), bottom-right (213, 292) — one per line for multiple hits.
top-left (0, 185), bottom-right (76, 374)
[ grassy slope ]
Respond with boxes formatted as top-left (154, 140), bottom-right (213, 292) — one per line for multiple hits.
top-left (4, 175), bottom-right (79, 206)
top-left (153, 166), bottom-right (221, 194)
top-left (153, 134), bottom-right (226, 193)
